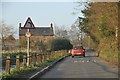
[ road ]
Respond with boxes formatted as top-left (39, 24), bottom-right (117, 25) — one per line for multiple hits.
top-left (39, 51), bottom-right (118, 78)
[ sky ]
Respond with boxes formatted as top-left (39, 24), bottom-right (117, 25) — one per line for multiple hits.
top-left (0, 1), bottom-right (86, 38)
top-left (1, 0), bottom-right (89, 2)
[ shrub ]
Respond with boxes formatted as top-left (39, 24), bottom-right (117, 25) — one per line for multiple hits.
top-left (50, 38), bottom-right (73, 51)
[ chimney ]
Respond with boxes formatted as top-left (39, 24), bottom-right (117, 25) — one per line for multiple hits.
top-left (19, 23), bottom-right (21, 29)
top-left (50, 23), bottom-right (53, 29)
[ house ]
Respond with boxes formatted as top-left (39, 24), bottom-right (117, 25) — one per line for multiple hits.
top-left (1, 35), bottom-right (19, 51)
top-left (19, 17), bottom-right (54, 49)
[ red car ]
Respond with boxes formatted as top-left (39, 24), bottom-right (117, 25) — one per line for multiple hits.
top-left (71, 46), bottom-right (85, 58)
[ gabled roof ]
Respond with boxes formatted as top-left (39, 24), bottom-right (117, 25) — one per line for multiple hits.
top-left (19, 27), bottom-right (54, 36)
top-left (23, 17), bottom-right (35, 29)
top-left (19, 17), bottom-right (54, 36)
top-left (5, 35), bottom-right (16, 42)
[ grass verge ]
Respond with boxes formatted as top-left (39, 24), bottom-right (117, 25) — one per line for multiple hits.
top-left (1, 53), bottom-right (69, 79)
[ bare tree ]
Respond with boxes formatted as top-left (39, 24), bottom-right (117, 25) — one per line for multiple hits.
top-left (0, 21), bottom-right (16, 50)
top-left (67, 24), bottom-right (80, 44)
top-left (54, 24), bottom-right (69, 38)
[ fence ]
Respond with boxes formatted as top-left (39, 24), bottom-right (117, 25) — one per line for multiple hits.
top-left (3, 50), bottom-right (68, 74)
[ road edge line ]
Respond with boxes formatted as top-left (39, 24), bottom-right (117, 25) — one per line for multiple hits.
top-left (28, 55), bottom-right (69, 80)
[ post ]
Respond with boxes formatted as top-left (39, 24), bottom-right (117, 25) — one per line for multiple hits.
top-left (52, 52), bottom-right (53, 58)
top-left (44, 53), bottom-right (47, 61)
top-left (47, 52), bottom-right (49, 60)
top-left (43, 53), bottom-right (45, 62)
top-left (31, 53), bottom-right (33, 65)
top-left (36, 53), bottom-right (39, 65)
top-left (40, 54), bottom-right (43, 63)
top-left (33, 53), bottom-right (36, 65)
top-left (16, 54), bottom-right (20, 71)
top-left (23, 55), bottom-right (26, 66)
top-left (35, 53), bottom-right (37, 65)
top-left (41, 54), bottom-right (43, 63)
top-left (5, 54), bottom-right (10, 74)
top-left (48, 53), bottom-right (50, 60)
top-left (27, 29), bottom-right (30, 66)
top-left (29, 54), bottom-right (32, 66)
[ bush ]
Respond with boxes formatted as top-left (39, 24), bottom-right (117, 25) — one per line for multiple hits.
top-left (50, 38), bottom-right (73, 51)
top-left (34, 40), bottom-right (47, 51)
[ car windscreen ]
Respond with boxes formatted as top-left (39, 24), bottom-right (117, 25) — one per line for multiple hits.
top-left (73, 46), bottom-right (83, 50)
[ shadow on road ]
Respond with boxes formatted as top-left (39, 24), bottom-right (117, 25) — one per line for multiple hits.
top-left (91, 60), bottom-right (118, 75)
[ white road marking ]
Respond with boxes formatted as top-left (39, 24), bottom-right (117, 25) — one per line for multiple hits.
top-left (82, 61), bottom-right (85, 63)
top-left (73, 60), bottom-right (98, 63)
top-left (87, 60), bottom-right (89, 62)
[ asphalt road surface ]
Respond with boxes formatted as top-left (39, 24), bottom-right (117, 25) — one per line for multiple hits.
top-left (39, 51), bottom-right (118, 78)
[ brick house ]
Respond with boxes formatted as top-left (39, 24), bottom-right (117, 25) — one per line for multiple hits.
top-left (19, 17), bottom-right (54, 50)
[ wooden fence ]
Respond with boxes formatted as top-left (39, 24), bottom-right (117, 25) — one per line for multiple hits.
top-left (4, 50), bottom-right (67, 74)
